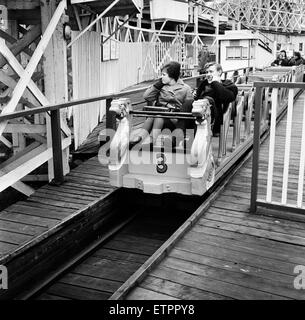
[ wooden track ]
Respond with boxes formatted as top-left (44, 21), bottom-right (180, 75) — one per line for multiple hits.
top-left (112, 92), bottom-right (305, 300)
top-left (36, 206), bottom-right (195, 300)
top-left (0, 157), bottom-right (119, 299)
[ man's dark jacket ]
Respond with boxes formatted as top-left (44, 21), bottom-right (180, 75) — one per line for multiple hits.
top-left (194, 79), bottom-right (238, 133)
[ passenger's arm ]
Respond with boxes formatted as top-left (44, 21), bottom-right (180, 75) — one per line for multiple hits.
top-left (143, 79), bottom-right (164, 102)
top-left (194, 79), bottom-right (208, 100)
top-left (210, 81), bottom-right (238, 104)
top-left (185, 85), bottom-right (195, 102)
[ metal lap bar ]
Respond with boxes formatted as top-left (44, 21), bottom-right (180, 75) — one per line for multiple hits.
top-left (130, 110), bottom-right (196, 120)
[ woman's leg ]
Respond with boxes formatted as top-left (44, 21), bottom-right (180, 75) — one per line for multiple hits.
top-left (151, 117), bottom-right (164, 143)
top-left (130, 117), bottom-right (154, 143)
top-left (141, 117), bottom-right (154, 134)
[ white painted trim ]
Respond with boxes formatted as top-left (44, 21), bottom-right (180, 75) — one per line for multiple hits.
top-left (4, 124), bottom-right (46, 134)
top-left (0, 40), bottom-right (70, 137)
top-left (281, 88), bottom-right (294, 204)
top-left (0, 137), bottom-right (70, 193)
top-left (68, 0), bottom-right (121, 48)
top-left (0, 170), bottom-right (34, 196)
top-left (0, 136), bottom-right (12, 148)
top-left (297, 98), bottom-right (305, 208)
top-left (266, 88), bottom-right (278, 202)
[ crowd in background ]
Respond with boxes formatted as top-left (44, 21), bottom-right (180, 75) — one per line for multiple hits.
top-left (271, 50), bottom-right (304, 67)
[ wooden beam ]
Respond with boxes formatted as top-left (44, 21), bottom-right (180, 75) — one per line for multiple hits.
top-left (68, 0), bottom-right (121, 48)
top-left (0, 29), bottom-right (34, 58)
top-left (0, 52), bottom-right (70, 138)
top-left (0, 0), bottom-right (40, 10)
top-left (0, 170), bottom-right (35, 196)
top-left (0, 70), bottom-right (44, 92)
top-left (72, 5), bottom-right (83, 31)
top-left (0, 137), bottom-right (70, 192)
top-left (21, 174), bottom-right (48, 182)
top-left (0, 0), bottom-right (67, 137)
top-left (0, 25), bottom-right (41, 69)
top-left (41, 0), bottom-right (70, 181)
top-left (0, 70), bottom-right (40, 108)
top-left (4, 124), bottom-right (46, 134)
top-left (0, 141), bottom-right (41, 196)
top-left (8, 9), bottom-right (41, 25)
top-left (0, 135), bottom-right (12, 148)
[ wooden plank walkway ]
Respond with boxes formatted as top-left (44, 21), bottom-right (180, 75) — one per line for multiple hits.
top-left (123, 93), bottom-right (305, 300)
top-left (0, 157), bottom-right (115, 259)
top-left (37, 205), bottom-right (193, 300)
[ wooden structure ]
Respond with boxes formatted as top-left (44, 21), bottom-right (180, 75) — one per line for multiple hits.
top-left (0, 0), bottom-right (71, 196)
top-left (0, 0), bottom-right (144, 194)
top-left (208, 0), bottom-right (305, 34)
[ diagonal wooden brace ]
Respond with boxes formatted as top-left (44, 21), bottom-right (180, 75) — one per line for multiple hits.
top-left (0, 0), bottom-right (67, 138)
top-left (0, 42), bottom-right (70, 137)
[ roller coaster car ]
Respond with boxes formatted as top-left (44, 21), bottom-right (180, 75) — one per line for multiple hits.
top-left (104, 98), bottom-right (215, 196)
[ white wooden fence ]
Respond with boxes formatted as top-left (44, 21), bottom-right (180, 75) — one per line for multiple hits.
top-left (251, 65), bottom-right (305, 214)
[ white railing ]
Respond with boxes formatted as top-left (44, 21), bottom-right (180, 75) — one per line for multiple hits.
top-left (251, 65), bottom-right (305, 214)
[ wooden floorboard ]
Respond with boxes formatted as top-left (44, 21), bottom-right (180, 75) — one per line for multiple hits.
top-left (0, 156), bottom-right (114, 260)
top-left (124, 92), bottom-right (305, 300)
top-left (36, 204), bottom-right (192, 300)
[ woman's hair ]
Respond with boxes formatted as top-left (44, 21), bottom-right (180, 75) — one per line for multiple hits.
top-left (280, 50), bottom-right (287, 58)
top-left (162, 61), bottom-right (181, 81)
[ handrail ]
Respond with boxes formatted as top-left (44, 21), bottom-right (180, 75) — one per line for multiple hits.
top-left (251, 80), bottom-right (305, 214)
top-left (0, 67), bottom-right (254, 123)
top-left (253, 82), bottom-right (305, 89)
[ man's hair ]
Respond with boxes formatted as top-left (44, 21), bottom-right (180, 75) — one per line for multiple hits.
top-left (204, 62), bottom-right (223, 74)
top-left (162, 61), bottom-right (181, 81)
top-left (280, 50), bottom-right (287, 58)
top-left (294, 51), bottom-right (301, 59)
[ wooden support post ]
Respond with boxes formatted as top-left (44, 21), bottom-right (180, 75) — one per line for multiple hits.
top-left (0, 25), bottom-right (41, 69)
top-left (214, 12), bottom-right (220, 64)
top-left (106, 98), bottom-right (116, 131)
top-left (193, 5), bottom-right (199, 68)
top-left (250, 86), bottom-right (263, 213)
top-left (41, 0), bottom-right (70, 182)
top-left (50, 109), bottom-right (64, 185)
top-left (135, 13), bottom-right (142, 42)
top-left (149, 21), bottom-right (155, 42)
